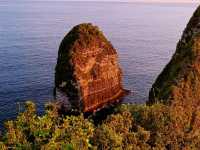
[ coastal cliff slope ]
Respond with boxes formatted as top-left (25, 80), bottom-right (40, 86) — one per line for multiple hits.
top-left (55, 23), bottom-right (125, 112)
top-left (149, 6), bottom-right (200, 109)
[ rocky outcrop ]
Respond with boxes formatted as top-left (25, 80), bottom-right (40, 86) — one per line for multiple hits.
top-left (148, 6), bottom-right (200, 109)
top-left (55, 23), bottom-right (126, 112)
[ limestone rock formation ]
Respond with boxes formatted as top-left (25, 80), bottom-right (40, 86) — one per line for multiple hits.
top-left (148, 6), bottom-right (200, 109)
top-left (55, 23), bottom-right (126, 112)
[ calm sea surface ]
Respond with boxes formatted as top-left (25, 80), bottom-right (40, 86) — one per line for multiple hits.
top-left (0, 1), bottom-right (198, 127)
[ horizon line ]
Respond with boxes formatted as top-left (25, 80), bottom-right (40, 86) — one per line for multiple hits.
top-left (18, 0), bottom-right (199, 4)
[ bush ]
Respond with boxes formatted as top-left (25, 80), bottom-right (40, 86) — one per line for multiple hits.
top-left (1, 101), bottom-right (94, 149)
top-left (1, 101), bottom-right (200, 149)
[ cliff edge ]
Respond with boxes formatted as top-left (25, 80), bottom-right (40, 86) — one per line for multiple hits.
top-left (149, 6), bottom-right (200, 110)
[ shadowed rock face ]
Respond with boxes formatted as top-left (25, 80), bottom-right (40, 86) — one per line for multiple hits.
top-left (55, 23), bottom-right (125, 112)
top-left (148, 6), bottom-right (200, 109)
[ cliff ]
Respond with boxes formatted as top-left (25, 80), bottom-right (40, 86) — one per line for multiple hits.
top-left (55, 23), bottom-right (126, 112)
top-left (148, 6), bottom-right (200, 109)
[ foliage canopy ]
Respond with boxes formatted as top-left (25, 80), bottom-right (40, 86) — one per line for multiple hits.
top-left (1, 101), bottom-right (200, 149)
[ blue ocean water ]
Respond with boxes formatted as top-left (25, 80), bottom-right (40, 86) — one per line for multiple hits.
top-left (0, 1), bottom-right (198, 127)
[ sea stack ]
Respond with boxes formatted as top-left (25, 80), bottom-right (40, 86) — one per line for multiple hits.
top-left (55, 23), bottom-right (125, 112)
top-left (148, 6), bottom-right (200, 109)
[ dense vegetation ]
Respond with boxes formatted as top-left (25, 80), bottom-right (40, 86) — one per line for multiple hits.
top-left (1, 101), bottom-right (200, 149)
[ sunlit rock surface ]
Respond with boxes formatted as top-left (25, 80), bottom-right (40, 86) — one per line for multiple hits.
top-left (55, 23), bottom-right (126, 112)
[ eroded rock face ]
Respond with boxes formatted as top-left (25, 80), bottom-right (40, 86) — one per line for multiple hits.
top-left (55, 23), bottom-right (125, 112)
top-left (148, 6), bottom-right (200, 109)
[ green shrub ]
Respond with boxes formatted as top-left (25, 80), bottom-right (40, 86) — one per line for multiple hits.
top-left (1, 101), bottom-right (200, 149)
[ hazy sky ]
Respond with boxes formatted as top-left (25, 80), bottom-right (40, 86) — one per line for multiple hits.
top-left (34, 0), bottom-right (199, 3)
top-left (137, 0), bottom-right (198, 2)
top-left (49, 0), bottom-right (199, 3)
top-left (129, 0), bottom-right (198, 3)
